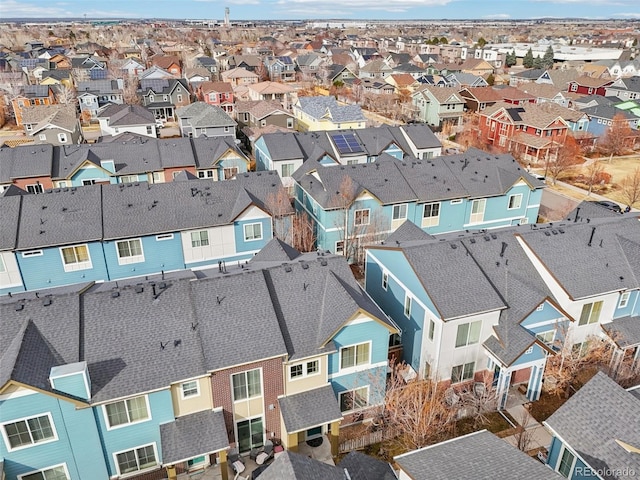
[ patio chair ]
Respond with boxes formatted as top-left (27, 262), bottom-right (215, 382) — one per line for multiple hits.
top-left (256, 439), bottom-right (274, 465)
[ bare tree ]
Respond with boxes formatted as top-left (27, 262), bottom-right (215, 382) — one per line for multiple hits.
top-left (457, 379), bottom-right (498, 428)
top-left (583, 161), bottom-right (605, 196)
top-left (547, 136), bottom-right (582, 185)
top-left (331, 175), bottom-right (389, 264)
top-left (619, 167), bottom-right (640, 210)
top-left (598, 113), bottom-right (633, 157)
top-left (55, 84), bottom-right (77, 106)
top-left (375, 364), bottom-right (457, 452)
top-left (122, 75), bottom-right (141, 105)
top-left (266, 186), bottom-right (315, 252)
top-left (513, 409), bottom-right (535, 452)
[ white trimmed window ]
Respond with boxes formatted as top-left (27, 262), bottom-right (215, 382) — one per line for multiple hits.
top-left (224, 167), bottom-right (238, 180)
top-left (470, 198), bottom-right (486, 224)
top-left (451, 361), bottom-right (474, 383)
top-left (455, 320), bottom-right (481, 348)
top-left (428, 319), bottom-right (435, 341)
top-left (114, 443), bottom-right (158, 476)
top-left (578, 301), bottom-right (603, 326)
top-left (282, 163), bottom-right (295, 177)
top-left (382, 271), bottom-right (388, 291)
top-left (244, 223), bottom-right (262, 241)
top-left (619, 292), bottom-right (630, 309)
top-left (232, 369), bottom-right (262, 401)
top-left (104, 396), bottom-right (150, 429)
top-left (392, 203), bottom-right (407, 221)
top-left (116, 239), bottom-right (144, 265)
top-left (289, 359), bottom-right (320, 380)
top-left (57, 133), bottom-right (68, 143)
top-left (354, 209), bottom-right (370, 226)
top-left (181, 380), bottom-right (200, 399)
top-left (335, 240), bottom-right (345, 255)
top-left (19, 464), bottom-right (69, 480)
top-left (404, 295), bottom-right (412, 318)
top-left (508, 193), bottom-right (522, 209)
top-left (422, 202), bottom-right (440, 227)
top-left (198, 170), bottom-right (214, 179)
top-left (2, 413), bottom-right (57, 451)
top-left (191, 230), bottom-right (209, 248)
top-left (339, 386), bottom-right (369, 413)
top-left (557, 445), bottom-right (576, 478)
top-left (450, 199), bottom-right (462, 205)
top-left (120, 175), bottom-right (137, 184)
top-left (22, 250), bottom-right (43, 258)
top-left (60, 245), bottom-right (92, 272)
top-left (536, 330), bottom-right (556, 344)
top-left (340, 342), bottom-right (370, 370)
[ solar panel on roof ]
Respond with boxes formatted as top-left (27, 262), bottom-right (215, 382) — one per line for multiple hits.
top-left (331, 133), bottom-right (363, 155)
top-left (90, 69), bottom-right (107, 80)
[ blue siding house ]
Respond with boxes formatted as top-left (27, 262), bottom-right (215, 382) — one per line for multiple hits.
top-left (1, 240), bottom-right (397, 479)
top-left (254, 124), bottom-right (442, 190)
top-left (543, 372), bottom-right (640, 478)
top-left (366, 211), bottom-right (640, 409)
top-left (295, 148), bottom-right (544, 260)
top-left (0, 172), bottom-right (288, 295)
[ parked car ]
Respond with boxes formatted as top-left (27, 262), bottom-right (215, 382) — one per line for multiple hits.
top-left (593, 200), bottom-right (622, 213)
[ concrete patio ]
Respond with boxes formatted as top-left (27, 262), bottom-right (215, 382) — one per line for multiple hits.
top-left (176, 435), bottom-right (335, 480)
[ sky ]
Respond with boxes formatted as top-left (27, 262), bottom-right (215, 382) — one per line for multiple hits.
top-left (1, 0), bottom-right (639, 21)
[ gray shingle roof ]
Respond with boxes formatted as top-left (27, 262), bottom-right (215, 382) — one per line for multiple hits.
top-left (159, 409), bottom-right (228, 464)
top-left (602, 315), bottom-right (640, 348)
top-left (394, 430), bottom-right (561, 480)
top-left (255, 450), bottom-right (345, 480)
top-left (83, 274), bottom-right (207, 402)
top-left (401, 236), bottom-right (507, 320)
top-left (16, 185), bottom-right (103, 249)
top-left (518, 216), bottom-right (640, 299)
top-left (293, 148), bottom-right (540, 209)
top-left (1, 243), bottom-right (386, 403)
top-left (544, 371), bottom-right (640, 479)
top-left (297, 96), bottom-right (365, 123)
top-left (0, 144), bottom-right (54, 182)
top-left (97, 104), bottom-right (155, 126)
top-left (278, 384), bottom-right (342, 433)
top-left (0, 194), bottom-right (21, 250)
top-left (261, 255), bottom-right (395, 360)
top-left (191, 269), bottom-right (288, 371)
top-left (176, 102), bottom-right (236, 128)
top-left (251, 237), bottom-right (301, 262)
top-left (339, 451), bottom-right (396, 480)
top-left (6, 173), bottom-right (285, 249)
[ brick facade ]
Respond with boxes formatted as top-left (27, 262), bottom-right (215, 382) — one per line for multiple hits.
top-left (210, 356), bottom-right (285, 447)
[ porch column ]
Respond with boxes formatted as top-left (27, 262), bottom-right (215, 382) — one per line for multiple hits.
top-left (526, 363), bottom-right (544, 402)
top-left (219, 450), bottom-right (229, 480)
top-left (287, 432), bottom-right (299, 452)
top-left (329, 420), bottom-right (340, 457)
top-left (496, 369), bottom-right (511, 410)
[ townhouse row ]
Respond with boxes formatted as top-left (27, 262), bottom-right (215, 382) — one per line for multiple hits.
top-left (364, 207), bottom-right (640, 409)
top-left (0, 135), bottom-right (250, 194)
top-left (0, 173), bottom-right (288, 295)
top-left (0, 241), bottom-right (397, 480)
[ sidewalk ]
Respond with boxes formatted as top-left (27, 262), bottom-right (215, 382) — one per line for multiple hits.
top-left (502, 404), bottom-right (552, 454)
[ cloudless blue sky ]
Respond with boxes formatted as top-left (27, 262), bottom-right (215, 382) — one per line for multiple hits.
top-left (1, 0), bottom-right (639, 21)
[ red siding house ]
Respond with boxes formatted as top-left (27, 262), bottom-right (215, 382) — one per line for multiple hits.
top-left (567, 75), bottom-right (613, 96)
top-left (477, 101), bottom-right (569, 165)
top-left (197, 81), bottom-right (234, 114)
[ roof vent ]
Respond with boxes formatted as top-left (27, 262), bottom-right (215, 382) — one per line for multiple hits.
top-left (111, 290), bottom-right (120, 298)
top-left (135, 285), bottom-right (144, 294)
top-left (15, 302), bottom-right (24, 312)
top-left (284, 265), bottom-right (292, 272)
top-left (320, 259), bottom-right (328, 266)
top-left (450, 244), bottom-right (457, 249)
top-left (42, 297), bottom-right (52, 307)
